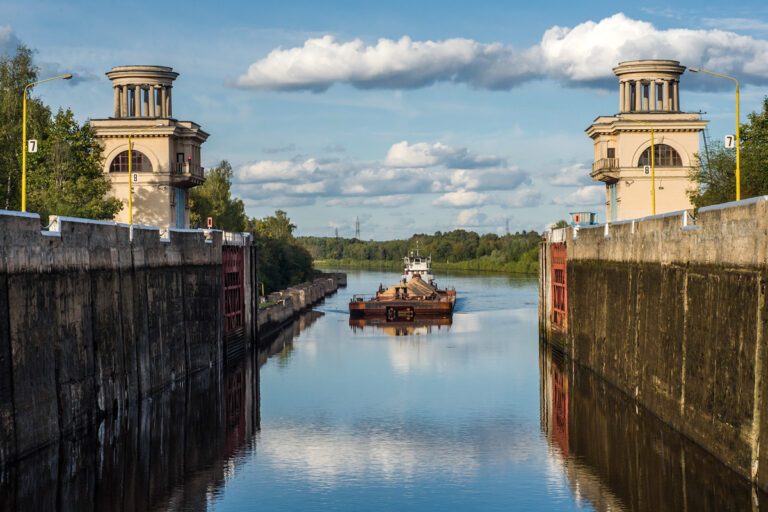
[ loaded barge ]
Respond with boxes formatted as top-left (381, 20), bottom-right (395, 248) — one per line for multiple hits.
top-left (349, 251), bottom-right (456, 320)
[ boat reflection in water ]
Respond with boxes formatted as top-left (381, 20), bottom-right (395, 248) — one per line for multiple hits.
top-left (539, 341), bottom-right (766, 512)
top-left (349, 316), bottom-right (452, 337)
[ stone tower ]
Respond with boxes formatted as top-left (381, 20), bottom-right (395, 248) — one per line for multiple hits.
top-left (586, 60), bottom-right (708, 222)
top-left (91, 65), bottom-right (209, 231)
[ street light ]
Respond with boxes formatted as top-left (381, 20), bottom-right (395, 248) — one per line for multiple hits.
top-left (128, 123), bottom-right (163, 239)
top-left (622, 116), bottom-right (656, 216)
top-left (689, 67), bottom-right (741, 201)
top-left (21, 73), bottom-right (73, 212)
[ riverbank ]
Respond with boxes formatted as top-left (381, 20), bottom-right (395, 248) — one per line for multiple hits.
top-left (314, 258), bottom-right (537, 275)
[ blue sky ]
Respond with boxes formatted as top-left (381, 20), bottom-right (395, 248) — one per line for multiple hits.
top-left (3, 1), bottom-right (768, 238)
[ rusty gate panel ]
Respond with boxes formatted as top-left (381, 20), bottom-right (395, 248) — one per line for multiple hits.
top-left (222, 246), bottom-right (244, 337)
top-left (551, 242), bottom-right (567, 329)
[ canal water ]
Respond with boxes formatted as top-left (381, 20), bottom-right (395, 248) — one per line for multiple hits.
top-left (0, 269), bottom-right (761, 510)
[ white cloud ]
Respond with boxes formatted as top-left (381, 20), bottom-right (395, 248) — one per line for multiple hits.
top-left (234, 140), bottom-right (529, 209)
top-left (455, 209), bottom-right (487, 227)
top-left (448, 168), bottom-right (529, 191)
top-left (433, 190), bottom-right (488, 208)
top-left (0, 25), bottom-right (20, 57)
top-left (384, 141), bottom-right (502, 169)
top-left (549, 163), bottom-right (591, 186)
top-left (325, 195), bottom-right (412, 208)
top-left (505, 187), bottom-right (542, 208)
top-left (552, 185), bottom-right (605, 206)
top-left (235, 13), bottom-right (768, 92)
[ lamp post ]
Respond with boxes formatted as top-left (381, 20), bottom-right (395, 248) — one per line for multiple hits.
top-left (22, 73), bottom-right (73, 212)
top-left (128, 123), bottom-right (163, 239)
top-left (689, 67), bottom-right (740, 201)
top-left (623, 116), bottom-right (656, 216)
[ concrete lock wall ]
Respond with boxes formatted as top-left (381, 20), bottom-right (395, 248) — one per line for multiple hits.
top-left (538, 196), bottom-right (768, 490)
top-left (0, 210), bottom-right (235, 465)
top-left (256, 273), bottom-right (346, 339)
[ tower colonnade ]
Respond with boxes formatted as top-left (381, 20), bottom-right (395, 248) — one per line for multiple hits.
top-left (107, 65), bottom-right (179, 119)
top-left (619, 78), bottom-right (679, 112)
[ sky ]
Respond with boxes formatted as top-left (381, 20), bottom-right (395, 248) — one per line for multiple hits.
top-left (3, 1), bottom-right (768, 239)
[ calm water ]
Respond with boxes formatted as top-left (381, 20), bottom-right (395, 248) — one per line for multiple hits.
top-left (0, 269), bottom-right (760, 510)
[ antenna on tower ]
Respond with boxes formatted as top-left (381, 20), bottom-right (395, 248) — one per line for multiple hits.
top-left (355, 216), bottom-right (360, 239)
top-left (335, 227), bottom-right (339, 240)
top-left (505, 217), bottom-right (510, 235)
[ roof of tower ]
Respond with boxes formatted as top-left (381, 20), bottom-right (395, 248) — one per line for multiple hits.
top-left (106, 65), bottom-right (179, 82)
top-left (613, 60), bottom-right (686, 77)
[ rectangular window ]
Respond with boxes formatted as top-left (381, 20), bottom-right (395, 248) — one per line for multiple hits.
top-left (176, 152), bottom-right (185, 163)
top-left (607, 148), bottom-right (615, 158)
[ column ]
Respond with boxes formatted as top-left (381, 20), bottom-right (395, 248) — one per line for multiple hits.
top-left (113, 86), bottom-right (120, 117)
top-left (142, 86), bottom-right (149, 116)
top-left (662, 80), bottom-right (669, 111)
top-left (134, 85), bottom-right (141, 117)
top-left (649, 80), bottom-right (656, 112)
top-left (618, 81), bottom-right (623, 112)
top-left (149, 87), bottom-right (155, 117)
top-left (160, 86), bottom-right (167, 117)
top-left (635, 81), bottom-right (643, 111)
top-left (673, 80), bottom-right (679, 111)
top-left (166, 87), bottom-right (172, 118)
top-left (121, 85), bottom-right (128, 117)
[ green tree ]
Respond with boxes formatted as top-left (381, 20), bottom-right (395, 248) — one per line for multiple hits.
top-left (0, 45), bottom-right (50, 210)
top-left (251, 209), bottom-right (296, 240)
top-left (26, 108), bottom-right (122, 222)
top-left (189, 160), bottom-right (248, 231)
top-left (691, 97), bottom-right (768, 207)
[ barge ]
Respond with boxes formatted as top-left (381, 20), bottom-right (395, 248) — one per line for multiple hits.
top-left (349, 250), bottom-right (456, 320)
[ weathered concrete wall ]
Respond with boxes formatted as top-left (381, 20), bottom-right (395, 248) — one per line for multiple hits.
top-left (539, 342), bottom-right (762, 511)
top-left (0, 210), bottom-right (228, 464)
top-left (256, 273), bottom-right (346, 338)
top-left (539, 196), bottom-right (768, 491)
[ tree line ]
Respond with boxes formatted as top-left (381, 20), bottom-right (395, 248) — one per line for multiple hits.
top-left (1, 45), bottom-right (121, 221)
top-left (299, 229), bottom-right (542, 274)
top-left (691, 97), bottom-right (768, 207)
top-left (187, 161), bottom-right (313, 293)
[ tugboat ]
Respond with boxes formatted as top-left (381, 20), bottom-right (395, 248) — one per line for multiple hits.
top-left (349, 249), bottom-right (456, 320)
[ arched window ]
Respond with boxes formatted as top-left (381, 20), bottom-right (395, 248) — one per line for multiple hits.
top-left (637, 144), bottom-right (682, 167)
top-left (109, 150), bottom-right (153, 172)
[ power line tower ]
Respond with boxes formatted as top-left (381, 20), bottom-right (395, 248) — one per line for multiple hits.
top-left (355, 216), bottom-right (360, 239)
top-left (335, 227), bottom-right (339, 239)
top-left (505, 217), bottom-right (510, 235)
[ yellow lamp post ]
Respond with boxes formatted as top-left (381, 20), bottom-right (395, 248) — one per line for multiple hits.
top-left (623, 116), bottom-right (656, 215)
top-left (689, 67), bottom-right (740, 201)
top-left (128, 124), bottom-right (163, 238)
top-left (21, 73), bottom-right (72, 211)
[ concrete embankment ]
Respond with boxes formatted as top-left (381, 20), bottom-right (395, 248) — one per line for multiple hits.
top-left (539, 196), bottom-right (768, 490)
top-left (256, 273), bottom-right (346, 338)
top-left (0, 209), bottom-right (344, 467)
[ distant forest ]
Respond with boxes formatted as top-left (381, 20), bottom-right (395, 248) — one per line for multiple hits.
top-left (298, 229), bottom-right (542, 274)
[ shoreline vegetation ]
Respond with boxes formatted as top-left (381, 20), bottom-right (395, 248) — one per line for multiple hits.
top-left (300, 230), bottom-right (541, 275)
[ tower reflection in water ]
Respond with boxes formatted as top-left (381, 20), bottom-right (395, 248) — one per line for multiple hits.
top-left (349, 317), bottom-right (452, 337)
top-left (539, 341), bottom-right (765, 512)
top-left (0, 310), bottom-right (321, 512)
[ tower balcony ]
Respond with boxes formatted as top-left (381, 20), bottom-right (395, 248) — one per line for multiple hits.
top-left (170, 161), bottom-right (205, 186)
top-left (590, 158), bottom-right (619, 182)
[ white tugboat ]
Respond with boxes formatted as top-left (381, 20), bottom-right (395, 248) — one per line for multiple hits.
top-left (401, 245), bottom-right (435, 286)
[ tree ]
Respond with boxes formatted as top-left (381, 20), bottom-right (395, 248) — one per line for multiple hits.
top-left (189, 160), bottom-right (248, 231)
top-left (251, 209), bottom-right (296, 240)
top-left (691, 97), bottom-right (768, 208)
top-left (0, 45), bottom-right (50, 210)
top-left (26, 108), bottom-right (122, 222)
